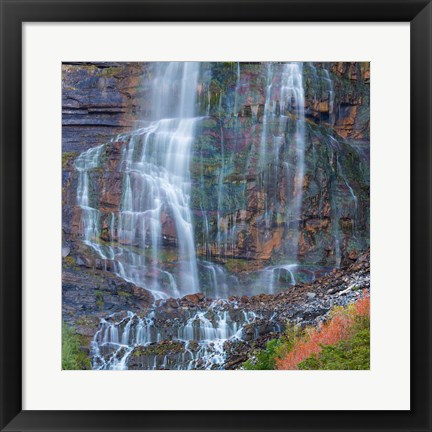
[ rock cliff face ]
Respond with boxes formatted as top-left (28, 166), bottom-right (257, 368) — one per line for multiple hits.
top-left (63, 62), bottom-right (369, 274)
top-left (62, 62), bottom-right (147, 153)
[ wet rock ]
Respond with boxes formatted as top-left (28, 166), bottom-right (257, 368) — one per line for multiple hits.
top-left (183, 294), bottom-right (200, 304)
top-left (166, 298), bottom-right (179, 309)
top-left (196, 292), bottom-right (205, 301)
top-left (76, 255), bottom-right (92, 268)
top-left (62, 261), bottom-right (153, 338)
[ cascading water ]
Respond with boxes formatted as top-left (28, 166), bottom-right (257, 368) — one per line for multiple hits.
top-left (251, 63), bottom-right (307, 291)
top-left (281, 63), bottom-right (306, 263)
top-left (71, 62), bottom-right (365, 369)
top-left (75, 63), bottom-right (202, 300)
top-left (75, 144), bottom-right (108, 258)
top-left (91, 304), bottom-right (261, 370)
top-left (117, 63), bottom-right (200, 297)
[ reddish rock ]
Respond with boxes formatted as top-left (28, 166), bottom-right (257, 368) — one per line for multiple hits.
top-left (183, 294), bottom-right (200, 304)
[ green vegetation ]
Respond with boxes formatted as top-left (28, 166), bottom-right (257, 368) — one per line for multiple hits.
top-left (224, 258), bottom-right (254, 273)
top-left (243, 295), bottom-right (370, 370)
top-left (95, 290), bottom-right (104, 309)
top-left (63, 255), bottom-right (76, 267)
top-left (243, 325), bottom-right (304, 370)
top-left (243, 339), bottom-right (282, 370)
top-left (100, 66), bottom-right (122, 78)
top-left (298, 327), bottom-right (370, 370)
top-left (62, 322), bottom-right (91, 370)
top-left (132, 341), bottom-right (185, 357)
top-left (62, 152), bottom-right (78, 168)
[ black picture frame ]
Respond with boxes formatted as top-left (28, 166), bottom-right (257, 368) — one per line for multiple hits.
top-left (1, 1), bottom-right (431, 431)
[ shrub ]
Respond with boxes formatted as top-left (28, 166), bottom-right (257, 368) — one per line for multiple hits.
top-left (241, 294), bottom-right (370, 371)
top-left (243, 339), bottom-right (282, 370)
top-left (354, 292), bottom-right (370, 317)
top-left (243, 323), bottom-right (307, 370)
top-left (276, 313), bottom-right (353, 370)
top-left (62, 322), bottom-right (91, 370)
top-left (298, 327), bottom-right (370, 370)
top-left (276, 293), bottom-right (370, 370)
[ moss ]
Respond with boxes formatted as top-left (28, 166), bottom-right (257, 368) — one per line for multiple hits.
top-left (95, 290), bottom-right (104, 310)
top-left (75, 316), bottom-right (97, 327)
top-left (117, 290), bottom-right (132, 297)
top-left (224, 258), bottom-right (255, 273)
top-left (90, 238), bottom-right (179, 262)
top-left (62, 152), bottom-right (78, 168)
top-left (62, 322), bottom-right (91, 370)
top-left (133, 347), bottom-right (146, 357)
top-left (100, 66), bottom-right (123, 78)
top-left (63, 255), bottom-right (76, 267)
top-left (132, 341), bottom-right (185, 357)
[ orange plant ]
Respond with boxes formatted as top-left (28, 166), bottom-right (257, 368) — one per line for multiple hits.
top-left (276, 293), bottom-right (370, 370)
top-left (353, 291), bottom-right (370, 317)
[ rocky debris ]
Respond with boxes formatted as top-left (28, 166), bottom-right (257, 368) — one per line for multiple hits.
top-left (94, 249), bottom-right (370, 370)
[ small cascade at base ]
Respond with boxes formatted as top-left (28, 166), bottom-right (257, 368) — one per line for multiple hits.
top-left (91, 303), bottom-right (264, 370)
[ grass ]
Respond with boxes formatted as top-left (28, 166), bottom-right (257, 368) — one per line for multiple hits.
top-left (62, 322), bottom-right (91, 370)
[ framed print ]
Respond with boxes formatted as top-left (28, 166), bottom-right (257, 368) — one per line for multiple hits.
top-left (1, 1), bottom-right (431, 431)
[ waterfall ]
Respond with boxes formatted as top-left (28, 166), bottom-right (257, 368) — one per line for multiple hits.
top-left (75, 62), bottom-right (201, 299)
top-left (282, 63), bottom-right (306, 263)
top-left (116, 118), bottom-right (200, 296)
top-left (328, 136), bottom-right (360, 266)
top-left (323, 67), bottom-right (335, 124)
top-left (251, 63), bottom-right (306, 285)
top-left (74, 62), bottom-right (319, 301)
top-left (117, 63), bottom-right (200, 296)
top-left (233, 62), bottom-right (241, 116)
top-left (75, 144), bottom-right (106, 256)
top-left (68, 62), bottom-right (367, 370)
top-left (259, 63), bottom-right (274, 168)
